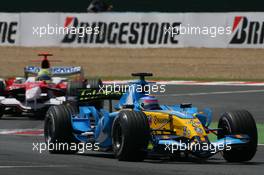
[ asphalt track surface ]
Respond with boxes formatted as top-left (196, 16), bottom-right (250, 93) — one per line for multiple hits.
top-left (0, 85), bottom-right (264, 175)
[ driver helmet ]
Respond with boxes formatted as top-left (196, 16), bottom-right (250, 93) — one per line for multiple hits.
top-left (139, 96), bottom-right (161, 110)
top-left (37, 69), bottom-right (51, 81)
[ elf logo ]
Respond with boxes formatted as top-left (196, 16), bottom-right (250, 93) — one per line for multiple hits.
top-left (230, 16), bottom-right (264, 44)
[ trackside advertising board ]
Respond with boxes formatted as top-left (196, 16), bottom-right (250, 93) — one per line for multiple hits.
top-left (0, 13), bottom-right (19, 46)
top-left (0, 12), bottom-right (264, 48)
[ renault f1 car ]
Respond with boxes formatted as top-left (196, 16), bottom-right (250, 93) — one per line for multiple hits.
top-left (0, 53), bottom-right (102, 118)
top-left (44, 73), bottom-right (258, 162)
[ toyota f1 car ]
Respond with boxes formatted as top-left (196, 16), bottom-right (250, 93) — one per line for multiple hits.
top-left (0, 53), bottom-right (101, 118)
top-left (44, 73), bottom-right (258, 162)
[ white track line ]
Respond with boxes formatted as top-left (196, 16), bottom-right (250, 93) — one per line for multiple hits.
top-left (159, 89), bottom-right (264, 97)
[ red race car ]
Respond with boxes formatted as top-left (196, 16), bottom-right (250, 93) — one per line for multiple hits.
top-left (0, 53), bottom-right (102, 119)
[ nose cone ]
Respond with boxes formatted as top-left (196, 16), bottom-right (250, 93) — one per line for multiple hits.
top-left (26, 86), bottom-right (41, 101)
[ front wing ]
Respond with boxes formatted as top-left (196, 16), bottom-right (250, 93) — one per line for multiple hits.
top-left (0, 96), bottom-right (65, 112)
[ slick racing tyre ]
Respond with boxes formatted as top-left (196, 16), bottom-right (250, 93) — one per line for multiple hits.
top-left (65, 102), bottom-right (78, 114)
top-left (66, 81), bottom-right (85, 97)
top-left (112, 110), bottom-right (150, 161)
top-left (0, 80), bottom-right (5, 118)
top-left (0, 105), bottom-right (4, 119)
top-left (86, 78), bottom-right (103, 89)
top-left (218, 110), bottom-right (258, 162)
top-left (86, 78), bottom-right (104, 109)
top-left (44, 104), bottom-right (79, 154)
top-left (0, 80), bottom-right (5, 96)
top-left (66, 79), bottom-right (104, 109)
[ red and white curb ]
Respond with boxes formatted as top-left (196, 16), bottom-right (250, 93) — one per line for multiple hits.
top-left (0, 129), bottom-right (43, 136)
top-left (103, 80), bottom-right (264, 86)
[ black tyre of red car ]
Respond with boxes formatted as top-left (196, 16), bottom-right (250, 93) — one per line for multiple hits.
top-left (0, 80), bottom-right (5, 118)
top-left (0, 80), bottom-right (5, 96)
top-left (218, 110), bottom-right (258, 162)
top-left (0, 106), bottom-right (4, 118)
top-left (112, 110), bottom-right (150, 161)
top-left (44, 103), bottom-right (79, 154)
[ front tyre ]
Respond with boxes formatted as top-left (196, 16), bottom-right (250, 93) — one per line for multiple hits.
top-left (44, 104), bottom-right (79, 154)
top-left (0, 105), bottom-right (4, 119)
top-left (112, 110), bottom-right (150, 161)
top-left (0, 80), bottom-right (5, 96)
top-left (66, 81), bottom-right (84, 97)
top-left (218, 110), bottom-right (258, 162)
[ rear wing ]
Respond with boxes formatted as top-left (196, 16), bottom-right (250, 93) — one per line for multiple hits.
top-left (24, 66), bottom-right (40, 75)
top-left (24, 66), bottom-right (83, 77)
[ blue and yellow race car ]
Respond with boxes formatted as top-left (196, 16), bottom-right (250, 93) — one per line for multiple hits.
top-left (44, 73), bottom-right (258, 162)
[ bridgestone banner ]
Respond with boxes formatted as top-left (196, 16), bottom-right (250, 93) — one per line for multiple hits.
top-left (0, 12), bottom-right (264, 48)
top-left (0, 13), bottom-right (19, 46)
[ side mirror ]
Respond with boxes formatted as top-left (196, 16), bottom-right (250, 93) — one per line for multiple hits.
top-left (180, 103), bottom-right (192, 109)
top-left (122, 104), bottom-right (135, 109)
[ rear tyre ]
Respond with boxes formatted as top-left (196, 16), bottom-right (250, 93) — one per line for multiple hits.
top-left (44, 104), bottom-right (79, 154)
top-left (86, 79), bottom-right (102, 89)
top-left (66, 79), bottom-right (104, 109)
top-left (85, 79), bottom-right (104, 109)
top-left (112, 110), bottom-right (150, 161)
top-left (218, 110), bottom-right (258, 162)
top-left (0, 80), bottom-right (5, 96)
top-left (66, 81), bottom-right (84, 97)
top-left (0, 80), bottom-right (5, 118)
top-left (0, 106), bottom-right (4, 119)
